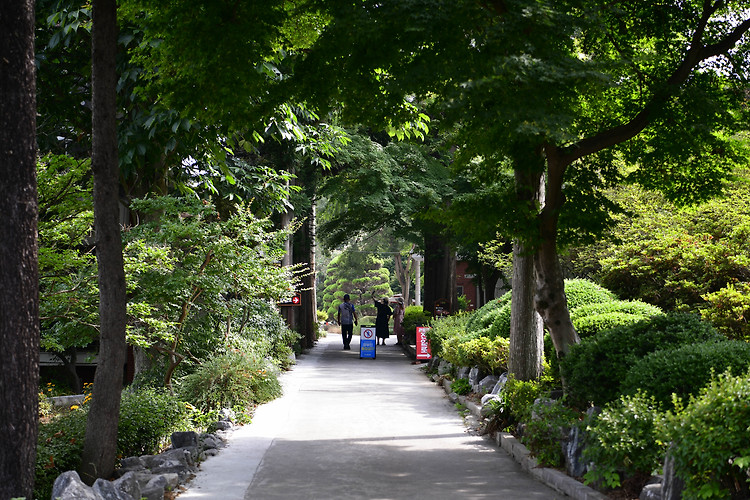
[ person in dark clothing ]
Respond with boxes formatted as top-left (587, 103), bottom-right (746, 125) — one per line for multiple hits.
top-left (337, 294), bottom-right (358, 350)
top-left (373, 297), bottom-right (392, 345)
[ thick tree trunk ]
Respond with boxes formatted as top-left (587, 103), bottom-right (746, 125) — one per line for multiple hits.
top-left (422, 232), bottom-right (457, 315)
top-left (510, 240), bottom-right (544, 380)
top-left (534, 149), bottom-right (579, 359)
top-left (80, 0), bottom-right (128, 484)
top-left (0, 1), bottom-right (39, 497)
top-left (509, 165), bottom-right (545, 380)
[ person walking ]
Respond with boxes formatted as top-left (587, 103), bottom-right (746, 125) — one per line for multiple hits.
top-left (373, 297), bottom-right (392, 346)
top-left (336, 294), bottom-right (358, 350)
top-left (392, 297), bottom-right (405, 345)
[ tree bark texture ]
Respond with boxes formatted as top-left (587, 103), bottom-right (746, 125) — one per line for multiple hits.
top-left (422, 232), bottom-right (457, 316)
top-left (293, 200), bottom-right (318, 349)
top-left (510, 240), bottom-right (544, 380)
top-left (393, 250), bottom-right (413, 306)
top-left (0, 1), bottom-right (39, 497)
top-left (80, 0), bottom-right (128, 485)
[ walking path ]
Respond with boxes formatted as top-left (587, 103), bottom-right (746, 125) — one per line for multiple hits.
top-left (178, 334), bottom-right (564, 500)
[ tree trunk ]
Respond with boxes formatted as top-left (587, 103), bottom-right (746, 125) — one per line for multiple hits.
top-left (80, 0), bottom-right (128, 484)
top-left (422, 232), bottom-right (457, 315)
top-left (509, 165), bottom-right (545, 380)
top-left (533, 150), bottom-right (579, 359)
top-left (393, 250), bottom-right (413, 306)
top-left (294, 200), bottom-right (318, 349)
top-left (0, 1), bottom-right (39, 497)
top-left (509, 240), bottom-right (544, 380)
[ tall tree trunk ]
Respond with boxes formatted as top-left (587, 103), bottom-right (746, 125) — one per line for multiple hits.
top-left (294, 200), bottom-right (318, 349)
top-left (0, 1), bottom-right (39, 497)
top-left (80, 0), bottom-right (127, 484)
top-left (534, 149), bottom-right (579, 359)
top-left (509, 165), bottom-right (545, 380)
top-left (422, 232), bottom-right (457, 315)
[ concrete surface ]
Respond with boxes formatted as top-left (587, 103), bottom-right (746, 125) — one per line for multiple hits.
top-left (177, 334), bottom-right (565, 500)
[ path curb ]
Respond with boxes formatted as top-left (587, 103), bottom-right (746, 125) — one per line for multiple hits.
top-left (438, 377), bottom-right (607, 500)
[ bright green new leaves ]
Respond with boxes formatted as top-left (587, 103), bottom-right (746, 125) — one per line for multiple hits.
top-left (124, 196), bottom-right (299, 378)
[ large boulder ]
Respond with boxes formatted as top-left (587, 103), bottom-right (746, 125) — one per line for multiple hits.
top-left (51, 471), bottom-right (99, 500)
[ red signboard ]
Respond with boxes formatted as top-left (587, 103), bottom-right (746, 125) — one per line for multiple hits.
top-left (416, 326), bottom-right (432, 360)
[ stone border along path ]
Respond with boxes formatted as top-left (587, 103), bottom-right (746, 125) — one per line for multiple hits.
top-left (176, 334), bottom-right (602, 499)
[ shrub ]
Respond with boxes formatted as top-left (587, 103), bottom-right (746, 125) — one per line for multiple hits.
top-left (426, 312), bottom-right (473, 358)
top-left (573, 312), bottom-right (648, 339)
top-left (233, 299), bottom-right (301, 370)
top-left (562, 313), bottom-right (723, 407)
top-left (570, 300), bottom-right (663, 322)
top-left (442, 335), bottom-right (510, 375)
top-left (701, 282), bottom-right (750, 341)
top-left (465, 291), bottom-right (511, 333)
top-left (563, 279), bottom-right (617, 310)
top-left (503, 376), bottom-right (547, 423)
top-left (177, 350), bottom-right (282, 411)
top-left (317, 309), bottom-right (328, 323)
top-left (402, 305), bottom-right (431, 344)
top-left (623, 340), bottom-right (750, 407)
top-left (117, 387), bottom-right (192, 457)
top-left (35, 408), bottom-right (87, 499)
top-left (662, 370), bottom-right (750, 499)
top-left (522, 400), bottom-right (581, 468)
top-left (450, 378), bottom-right (472, 395)
top-left (583, 392), bottom-right (667, 490)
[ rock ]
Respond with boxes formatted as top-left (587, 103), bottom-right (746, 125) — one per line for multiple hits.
top-left (159, 473), bottom-right (180, 490)
top-left (208, 420), bottom-right (232, 432)
top-left (201, 435), bottom-right (219, 450)
top-left (438, 360), bottom-right (452, 375)
top-left (93, 478), bottom-right (135, 500)
top-left (113, 472), bottom-right (141, 500)
top-left (662, 447), bottom-right (684, 500)
top-left (469, 366), bottom-right (481, 386)
top-left (477, 375), bottom-right (499, 394)
top-left (531, 397), bottom-right (555, 420)
top-left (490, 373), bottom-right (508, 395)
top-left (563, 424), bottom-right (588, 478)
top-left (457, 367), bottom-right (470, 380)
top-left (481, 393), bottom-right (500, 407)
top-left (219, 408), bottom-right (236, 422)
top-left (639, 476), bottom-right (663, 500)
top-left (141, 475), bottom-right (166, 500)
top-left (52, 471), bottom-right (98, 500)
top-left (171, 431), bottom-right (198, 449)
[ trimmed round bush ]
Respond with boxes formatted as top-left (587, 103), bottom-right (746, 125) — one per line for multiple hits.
top-left (466, 291), bottom-right (511, 333)
top-left (623, 340), bottom-right (750, 407)
top-left (663, 369), bottom-right (750, 499)
top-left (563, 279), bottom-right (617, 310)
top-left (561, 313), bottom-right (723, 407)
top-left (570, 300), bottom-right (663, 322)
top-left (573, 312), bottom-right (648, 339)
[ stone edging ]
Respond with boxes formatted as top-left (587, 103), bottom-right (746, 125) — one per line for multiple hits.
top-left (438, 377), bottom-right (607, 500)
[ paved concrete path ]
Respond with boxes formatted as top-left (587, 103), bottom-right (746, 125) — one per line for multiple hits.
top-left (178, 334), bottom-right (564, 500)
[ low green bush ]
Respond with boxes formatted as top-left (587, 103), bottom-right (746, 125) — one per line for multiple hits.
top-left (623, 340), bottom-right (750, 407)
top-left (583, 392), bottom-right (666, 490)
top-left (465, 291), bottom-right (511, 333)
top-left (563, 279), bottom-right (618, 310)
top-left (701, 282), bottom-right (750, 341)
top-left (561, 313), bottom-right (723, 407)
top-left (35, 387), bottom-right (194, 500)
top-left (117, 387), bottom-right (192, 457)
top-left (570, 300), bottom-right (662, 321)
top-left (426, 312), bottom-right (473, 358)
top-left (402, 305), bottom-right (432, 344)
top-left (503, 376), bottom-right (548, 423)
top-left (572, 312), bottom-right (648, 339)
top-left (662, 369), bottom-right (750, 499)
top-left (442, 335), bottom-right (510, 375)
top-left (522, 399), bottom-right (581, 468)
top-left (177, 350), bottom-right (282, 411)
top-left (450, 378), bottom-right (472, 395)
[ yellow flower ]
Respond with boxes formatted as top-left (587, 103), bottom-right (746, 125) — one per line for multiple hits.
top-left (70, 405), bottom-right (79, 410)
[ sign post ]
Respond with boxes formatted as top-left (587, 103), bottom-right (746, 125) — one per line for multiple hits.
top-left (359, 325), bottom-right (377, 359)
top-left (416, 326), bottom-right (432, 361)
